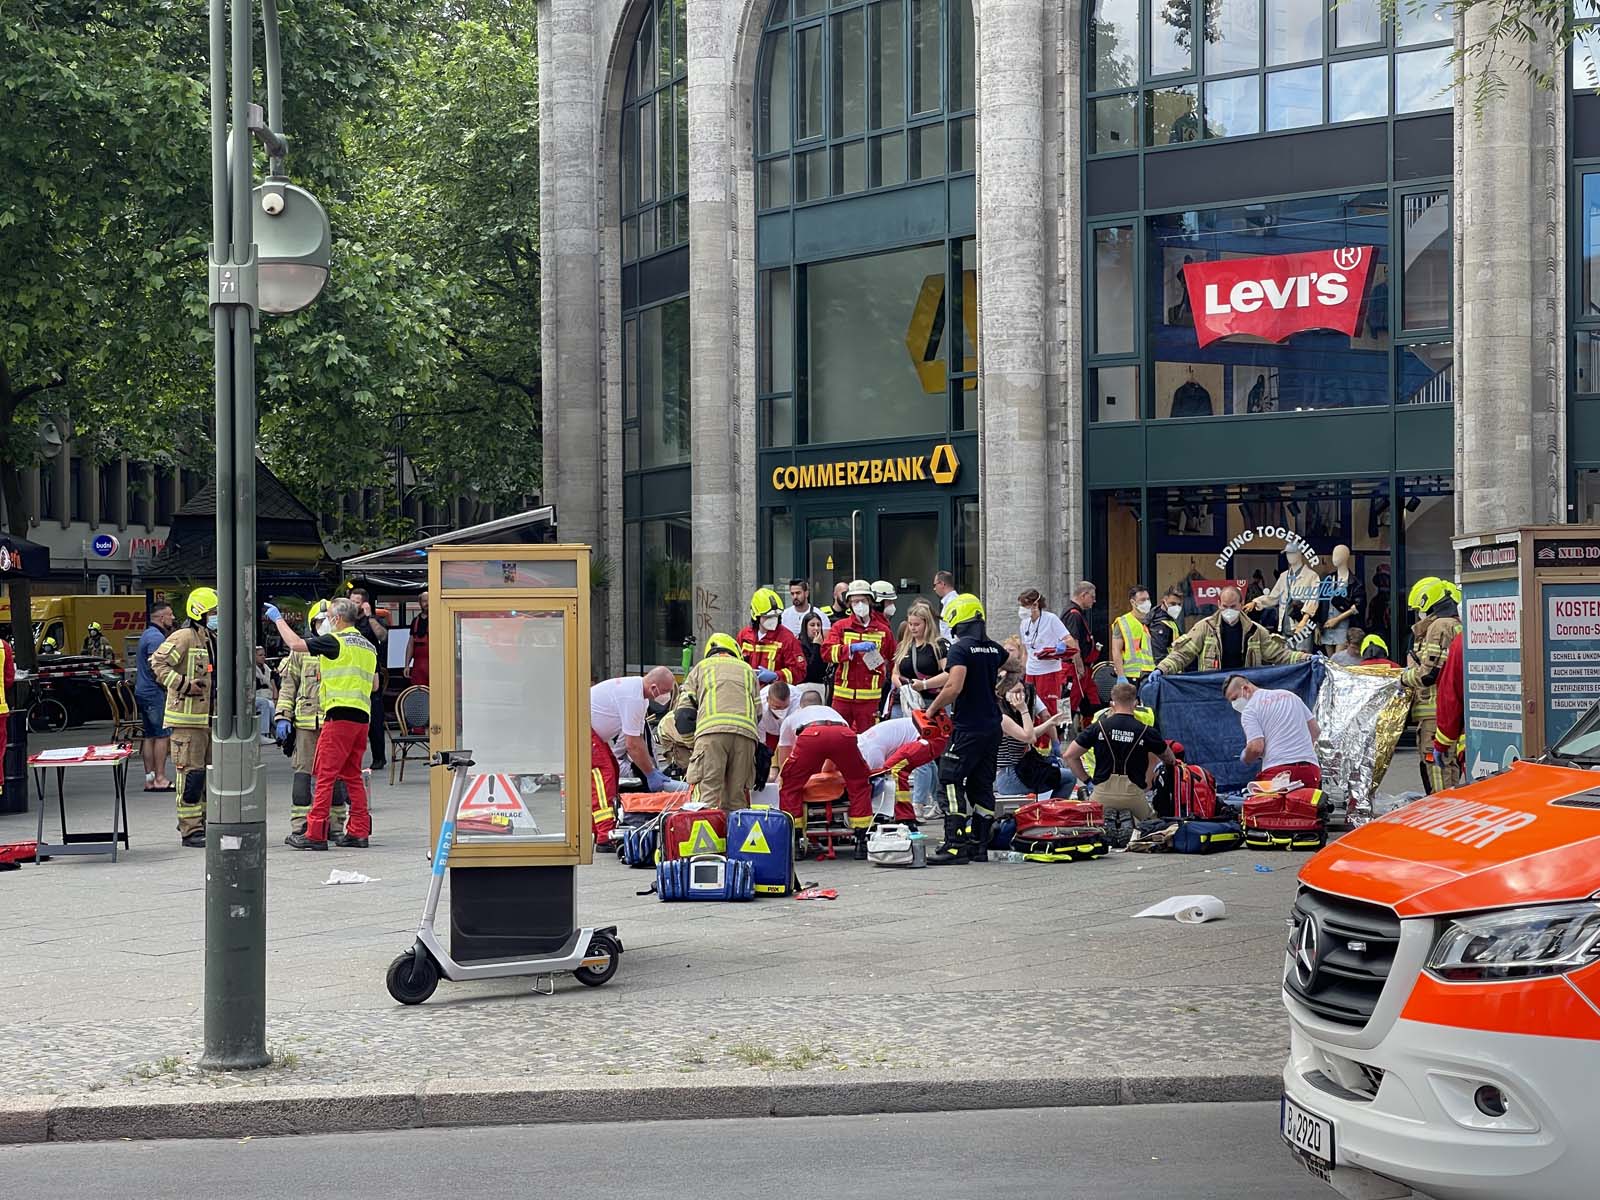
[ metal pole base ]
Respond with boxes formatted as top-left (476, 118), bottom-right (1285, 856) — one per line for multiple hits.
top-left (200, 738), bottom-right (269, 1071)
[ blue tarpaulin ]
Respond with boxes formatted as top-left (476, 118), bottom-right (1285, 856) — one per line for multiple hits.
top-left (1138, 661), bottom-right (1326, 794)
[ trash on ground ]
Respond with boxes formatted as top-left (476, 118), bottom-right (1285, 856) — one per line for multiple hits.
top-left (1134, 894), bottom-right (1226, 924)
top-left (323, 869), bottom-right (378, 885)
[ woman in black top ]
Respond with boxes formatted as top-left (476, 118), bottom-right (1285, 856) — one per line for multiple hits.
top-left (892, 597), bottom-right (948, 704)
top-left (799, 611), bottom-right (829, 686)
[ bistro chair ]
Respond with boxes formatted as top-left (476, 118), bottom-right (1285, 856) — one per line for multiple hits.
top-left (389, 685), bottom-right (430, 785)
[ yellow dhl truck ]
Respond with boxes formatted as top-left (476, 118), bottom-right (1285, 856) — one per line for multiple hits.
top-left (0, 595), bottom-right (150, 662)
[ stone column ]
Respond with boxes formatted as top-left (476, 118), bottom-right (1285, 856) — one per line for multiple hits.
top-left (976, 0), bottom-right (1049, 635)
top-left (686, 0), bottom-right (741, 642)
top-left (1456, 9), bottom-right (1564, 532)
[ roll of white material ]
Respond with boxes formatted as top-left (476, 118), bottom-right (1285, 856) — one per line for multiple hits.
top-left (1134, 894), bottom-right (1227, 924)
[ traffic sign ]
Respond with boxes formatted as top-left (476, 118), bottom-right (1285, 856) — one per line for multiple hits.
top-left (91, 534), bottom-right (118, 558)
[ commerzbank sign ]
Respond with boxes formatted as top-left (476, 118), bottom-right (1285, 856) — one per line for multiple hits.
top-left (771, 444), bottom-right (960, 491)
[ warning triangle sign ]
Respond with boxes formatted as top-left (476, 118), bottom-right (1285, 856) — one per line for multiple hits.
top-left (685, 820), bottom-right (723, 856)
top-left (460, 773), bottom-right (528, 817)
top-left (738, 822), bottom-right (771, 856)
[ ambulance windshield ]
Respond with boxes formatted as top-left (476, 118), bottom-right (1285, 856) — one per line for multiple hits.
top-left (1553, 700), bottom-right (1600, 762)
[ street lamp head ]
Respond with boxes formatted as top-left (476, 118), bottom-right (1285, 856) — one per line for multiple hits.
top-left (253, 180), bottom-right (331, 314)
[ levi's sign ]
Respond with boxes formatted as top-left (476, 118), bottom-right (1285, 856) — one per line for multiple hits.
top-left (1182, 246), bottom-right (1377, 349)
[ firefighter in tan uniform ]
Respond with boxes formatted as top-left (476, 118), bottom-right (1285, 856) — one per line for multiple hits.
top-left (274, 599), bottom-right (348, 841)
top-left (151, 587), bottom-right (218, 846)
top-left (1400, 577), bottom-right (1463, 794)
top-left (672, 633), bottom-right (760, 812)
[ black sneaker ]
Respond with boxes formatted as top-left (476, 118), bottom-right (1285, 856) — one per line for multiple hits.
top-left (181, 831), bottom-right (206, 849)
top-left (285, 832), bottom-right (328, 851)
top-left (332, 833), bottom-right (369, 848)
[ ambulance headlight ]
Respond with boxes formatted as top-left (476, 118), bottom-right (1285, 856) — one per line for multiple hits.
top-left (1427, 901), bottom-right (1600, 982)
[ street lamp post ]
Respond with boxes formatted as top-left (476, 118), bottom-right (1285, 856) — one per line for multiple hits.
top-left (202, 0), bottom-right (329, 1070)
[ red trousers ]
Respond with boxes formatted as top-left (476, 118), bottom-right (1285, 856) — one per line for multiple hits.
top-left (590, 730), bottom-right (619, 842)
top-left (308, 718), bottom-right (370, 840)
top-left (1027, 669), bottom-right (1063, 715)
top-left (1258, 762), bottom-right (1322, 791)
top-left (834, 698), bottom-right (880, 733)
top-left (779, 724), bottom-right (873, 829)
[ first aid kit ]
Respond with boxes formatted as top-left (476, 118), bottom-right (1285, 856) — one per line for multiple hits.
top-left (726, 807), bottom-right (797, 894)
top-left (655, 854), bottom-right (755, 901)
top-left (1243, 785), bottom-right (1327, 851)
top-left (1170, 819), bottom-right (1243, 855)
top-left (1013, 798), bottom-right (1105, 837)
top-left (659, 808), bottom-right (727, 863)
top-left (866, 823), bottom-right (924, 867)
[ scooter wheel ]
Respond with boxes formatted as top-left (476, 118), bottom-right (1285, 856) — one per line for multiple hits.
top-left (386, 950), bottom-right (440, 1005)
top-left (574, 931), bottom-right (622, 987)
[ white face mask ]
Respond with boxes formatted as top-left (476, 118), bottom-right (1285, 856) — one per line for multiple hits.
top-left (1134, 599), bottom-right (1152, 616)
top-left (315, 618), bottom-right (330, 635)
top-left (1231, 696), bottom-right (1250, 714)
top-left (1166, 604), bottom-right (1182, 620)
top-left (1017, 607), bottom-right (1032, 623)
top-left (1220, 607), bottom-right (1241, 625)
top-left (883, 603), bottom-right (895, 618)
top-left (852, 601), bottom-right (870, 620)
top-left (760, 614), bottom-right (779, 632)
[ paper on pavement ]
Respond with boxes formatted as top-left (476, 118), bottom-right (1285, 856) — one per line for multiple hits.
top-left (323, 869), bottom-right (379, 886)
top-left (1134, 894), bottom-right (1226, 924)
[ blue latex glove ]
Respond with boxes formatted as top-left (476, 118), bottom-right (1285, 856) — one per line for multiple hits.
top-left (263, 603), bottom-right (282, 622)
top-left (274, 718), bottom-right (291, 742)
top-left (756, 668), bottom-right (777, 684)
top-left (644, 769), bottom-right (671, 792)
top-left (1054, 641), bottom-right (1069, 656)
top-left (848, 641), bottom-right (873, 656)
top-left (1116, 675), bottom-right (1130, 688)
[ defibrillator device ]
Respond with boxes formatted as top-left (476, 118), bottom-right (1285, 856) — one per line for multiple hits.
top-left (656, 854), bottom-right (755, 901)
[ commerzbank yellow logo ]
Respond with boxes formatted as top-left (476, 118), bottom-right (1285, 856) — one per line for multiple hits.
top-left (906, 271), bottom-right (978, 394)
top-left (771, 444), bottom-right (962, 492)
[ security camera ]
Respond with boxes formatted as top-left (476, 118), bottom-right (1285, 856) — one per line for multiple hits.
top-left (260, 191), bottom-right (285, 216)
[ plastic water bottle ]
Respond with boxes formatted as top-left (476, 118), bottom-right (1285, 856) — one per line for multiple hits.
top-left (993, 850), bottom-right (1026, 864)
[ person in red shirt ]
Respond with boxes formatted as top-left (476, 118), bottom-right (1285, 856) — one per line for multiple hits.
top-left (404, 591), bottom-right (429, 687)
top-left (1359, 633), bottom-right (1401, 669)
top-left (738, 588), bottom-right (806, 685)
top-left (822, 579), bottom-right (897, 732)
top-left (1433, 630), bottom-right (1464, 780)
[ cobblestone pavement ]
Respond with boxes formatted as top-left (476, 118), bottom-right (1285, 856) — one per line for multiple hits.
top-left (0, 727), bottom-right (1312, 1098)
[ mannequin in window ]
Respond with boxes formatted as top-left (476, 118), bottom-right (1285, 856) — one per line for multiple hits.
top-left (1170, 365), bottom-right (1213, 418)
top-left (1167, 256), bottom-right (1195, 326)
top-left (1318, 545), bottom-right (1366, 658)
top-left (1249, 549), bottom-right (1321, 651)
top-left (1246, 373), bottom-right (1267, 414)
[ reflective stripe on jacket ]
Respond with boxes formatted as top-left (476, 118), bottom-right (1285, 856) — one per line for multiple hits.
top-left (152, 625), bottom-right (213, 727)
top-left (677, 654), bottom-right (759, 740)
top-left (319, 627), bottom-right (378, 718)
top-left (275, 651), bottom-right (324, 730)
top-left (1114, 612), bottom-right (1155, 676)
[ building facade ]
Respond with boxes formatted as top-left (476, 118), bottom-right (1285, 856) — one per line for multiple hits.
top-left (540, 0), bottom-right (1588, 671)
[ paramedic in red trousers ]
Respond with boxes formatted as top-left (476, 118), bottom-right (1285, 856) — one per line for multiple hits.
top-left (922, 593), bottom-right (1005, 864)
top-left (1223, 675), bottom-right (1322, 790)
top-left (590, 666), bottom-right (680, 840)
top-left (1061, 580), bottom-right (1100, 725)
top-left (777, 705), bottom-right (876, 856)
top-left (823, 579), bottom-right (897, 732)
top-left (1017, 588), bottom-right (1070, 715)
top-left (739, 588), bottom-right (807, 686)
top-left (268, 598), bottom-right (377, 850)
top-left (1433, 629), bottom-right (1465, 777)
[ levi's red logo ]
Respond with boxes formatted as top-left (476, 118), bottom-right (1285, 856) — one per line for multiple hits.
top-left (1182, 246), bottom-right (1376, 349)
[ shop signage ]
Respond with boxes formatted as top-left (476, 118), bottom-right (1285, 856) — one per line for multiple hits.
top-left (1543, 584), bottom-right (1600, 747)
top-left (1535, 537), bottom-right (1600, 565)
top-left (770, 443), bottom-right (962, 492)
top-left (1466, 544), bottom-right (1518, 571)
top-left (1183, 246), bottom-right (1377, 349)
top-left (1462, 578), bottom-right (1523, 777)
top-left (1192, 579), bottom-right (1249, 606)
top-left (1214, 525), bottom-right (1321, 571)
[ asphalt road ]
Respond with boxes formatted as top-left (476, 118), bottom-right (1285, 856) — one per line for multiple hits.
top-left (0, 1103), bottom-right (1326, 1199)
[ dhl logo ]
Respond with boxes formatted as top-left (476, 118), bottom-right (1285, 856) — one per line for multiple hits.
top-left (109, 613), bottom-right (147, 631)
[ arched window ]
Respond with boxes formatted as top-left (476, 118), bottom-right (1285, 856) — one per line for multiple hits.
top-left (1086, 0), bottom-right (1453, 154)
top-left (622, 0), bottom-right (689, 260)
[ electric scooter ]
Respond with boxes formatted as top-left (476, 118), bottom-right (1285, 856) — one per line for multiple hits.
top-left (385, 748), bottom-right (623, 1005)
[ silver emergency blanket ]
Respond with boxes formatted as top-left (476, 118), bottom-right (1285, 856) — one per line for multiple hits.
top-left (1314, 663), bottom-right (1411, 824)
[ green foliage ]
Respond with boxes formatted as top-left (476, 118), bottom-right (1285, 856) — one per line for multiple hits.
top-left (1, 0), bottom-right (542, 557)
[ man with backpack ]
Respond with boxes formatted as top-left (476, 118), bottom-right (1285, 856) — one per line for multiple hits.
top-left (1063, 681), bottom-right (1175, 840)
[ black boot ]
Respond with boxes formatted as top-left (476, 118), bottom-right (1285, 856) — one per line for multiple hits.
top-left (968, 814), bottom-right (992, 863)
top-left (854, 830), bottom-right (870, 860)
top-left (927, 814), bottom-right (970, 865)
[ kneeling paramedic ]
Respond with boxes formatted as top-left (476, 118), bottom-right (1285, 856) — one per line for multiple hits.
top-left (268, 598), bottom-right (377, 849)
top-left (275, 599), bottom-right (348, 842)
top-left (151, 586), bottom-right (219, 847)
top-left (674, 633), bottom-right (761, 811)
top-left (923, 594), bottom-right (1004, 864)
top-left (1064, 681), bottom-right (1175, 843)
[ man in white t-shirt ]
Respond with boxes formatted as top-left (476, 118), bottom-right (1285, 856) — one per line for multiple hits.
top-left (775, 689), bottom-right (847, 769)
top-left (757, 679), bottom-right (793, 749)
top-left (1224, 675), bottom-right (1322, 791)
top-left (781, 579), bottom-right (831, 640)
top-left (855, 716), bottom-right (919, 817)
top-left (590, 666), bottom-right (678, 789)
top-left (933, 569), bottom-right (957, 639)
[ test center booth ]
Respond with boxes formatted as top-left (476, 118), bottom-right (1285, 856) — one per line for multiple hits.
top-left (1454, 526), bottom-right (1600, 779)
top-left (427, 543), bottom-right (593, 960)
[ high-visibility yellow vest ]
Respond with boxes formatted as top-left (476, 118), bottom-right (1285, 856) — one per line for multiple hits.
top-left (0, 640), bottom-right (10, 715)
top-left (319, 626), bottom-right (377, 718)
top-left (1114, 612), bottom-right (1155, 676)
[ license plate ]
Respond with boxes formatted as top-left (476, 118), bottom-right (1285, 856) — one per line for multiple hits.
top-left (1281, 1094), bottom-right (1335, 1172)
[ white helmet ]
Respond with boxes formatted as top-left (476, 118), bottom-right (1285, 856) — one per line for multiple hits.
top-left (845, 579), bottom-right (873, 601)
top-left (871, 580), bottom-right (897, 605)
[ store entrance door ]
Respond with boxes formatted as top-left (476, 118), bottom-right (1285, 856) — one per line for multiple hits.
top-left (797, 502), bottom-right (945, 602)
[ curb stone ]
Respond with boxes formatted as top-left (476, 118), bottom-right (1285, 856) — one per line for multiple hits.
top-left (6, 1068), bottom-right (1282, 1145)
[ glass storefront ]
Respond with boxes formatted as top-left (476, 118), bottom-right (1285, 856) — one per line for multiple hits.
top-left (1086, 0), bottom-right (1454, 155)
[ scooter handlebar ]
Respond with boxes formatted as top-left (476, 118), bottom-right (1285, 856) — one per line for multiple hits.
top-left (430, 749), bottom-right (476, 770)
